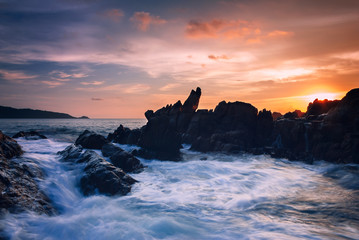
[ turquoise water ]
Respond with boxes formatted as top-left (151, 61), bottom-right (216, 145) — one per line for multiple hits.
top-left (0, 119), bottom-right (358, 239)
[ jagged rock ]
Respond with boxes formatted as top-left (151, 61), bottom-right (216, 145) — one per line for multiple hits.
top-left (283, 110), bottom-right (304, 119)
top-left (79, 151), bottom-right (137, 196)
top-left (306, 99), bottom-right (340, 117)
top-left (272, 112), bottom-right (283, 121)
top-left (75, 130), bottom-right (108, 149)
top-left (256, 109), bottom-right (273, 146)
top-left (0, 131), bottom-right (23, 159)
top-left (0, 131), bottom-right (55, 215)
top-left (12, 131), bottom-right (47, 140)
top-left (107, 125), bottom-right (141, 145)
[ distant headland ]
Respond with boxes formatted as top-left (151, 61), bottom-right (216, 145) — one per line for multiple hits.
top-left (0, 105), bottom-right (89, 119)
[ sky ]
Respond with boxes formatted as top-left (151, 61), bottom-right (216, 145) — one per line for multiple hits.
top-left (0, 0), bottom-right (358, 118)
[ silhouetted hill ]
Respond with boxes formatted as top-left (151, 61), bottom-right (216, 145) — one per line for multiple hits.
top-left (0, 106), bottom-right (89, 119)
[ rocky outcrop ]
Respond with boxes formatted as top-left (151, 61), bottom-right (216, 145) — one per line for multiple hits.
top-left (306, 99), bottom-right (340, 117)
top-left (101, 143), bottom-right (144, 173)
top-left (58, 145), bottom-right (137, 196)
top-left (0, 131), bottom-right (23, 158)
top-left (107, 125), bottom-right (141, 145)
top-left (13, 131), bottom-right (47, 140)
top-left (75, 130), bottom-right (108, 149)
top-left (271, 88), bottom-right (359, 163)
top-left (0, 131), bottom-right (55, 215)
top-left (136, 88), bottom-right (202, 160)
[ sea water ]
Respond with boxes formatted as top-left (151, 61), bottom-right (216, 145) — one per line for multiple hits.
top-left (0, 119), bottom-right (358, 240)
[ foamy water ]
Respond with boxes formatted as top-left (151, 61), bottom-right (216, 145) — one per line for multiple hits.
top-left (0, 119), bottom-right (358, 239)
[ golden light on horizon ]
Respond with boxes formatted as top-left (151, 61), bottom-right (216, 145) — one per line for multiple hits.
top-left (302, 92), bottom-right (341, 103)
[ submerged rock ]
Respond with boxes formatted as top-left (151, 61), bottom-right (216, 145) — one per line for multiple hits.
top-left (75, 130), bottom-right (108, 149)
top-left (0, 131), bottom-right (55, 215)
top-left (12, 131), bottom-right (47, 140)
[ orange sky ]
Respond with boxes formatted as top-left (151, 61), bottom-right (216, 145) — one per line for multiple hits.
top-left (0, 0), bottom-right (358, 118)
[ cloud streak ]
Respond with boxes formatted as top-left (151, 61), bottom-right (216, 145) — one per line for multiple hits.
top-left (130, 12), bottom-right (167, 31)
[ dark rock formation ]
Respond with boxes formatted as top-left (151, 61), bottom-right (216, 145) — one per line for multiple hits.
top-left (306, 99), bottom-right (340, 117)
top-left (75, 130), bottom-right (108, 149)
top-left (283, 110), bottom-right (304, 119)
top-left (80, 151), bottom-right (137, 196)
top-left (272, 112), bottom-right (283, 121)
top-left (58, 145), bottom-right (137, 196)
top-left (0, 131), bottom-right (55, 215)
top-left (101, 143), bottom-right (144, 173)
top-left (137, 88), bottom-right (202, 160)
top-left (107, 125), bottom-right (141, 145)
top-left (13, 131), bottom-right (47, 140)
top-left (271, 88), bottom-right (359, 163)
top-left (0, 131), bottom-right (23, 158)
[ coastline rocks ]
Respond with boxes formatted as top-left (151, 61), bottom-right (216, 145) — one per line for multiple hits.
top-left (58, 145), bottom-right (137, 196)
top-left (107, 125), bottom-right (141, 145)
top-left (0, 131), bottom-right (23, 159)
top-left (0, 131), bottom-right (55, 215)
top-left (80, 151), bottom-right (137, 196)
top-left (101, 143), bottom-right (144, 173)
top-left (13, 131), bottom-right (47, 140)
top-left (75, 130), bottom-right (108, 149)
top-left (306, 99), bottom-right (340, 117)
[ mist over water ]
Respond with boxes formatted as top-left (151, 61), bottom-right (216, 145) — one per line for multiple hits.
top-left (0, 119), bottom-right (358, 239)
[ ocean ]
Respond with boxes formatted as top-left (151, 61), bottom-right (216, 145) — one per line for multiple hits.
top-left (0, 119), bottom-right (358, 240)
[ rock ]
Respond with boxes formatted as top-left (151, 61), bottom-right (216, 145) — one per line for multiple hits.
top-left (75, 130), bottom-right (108, 149)
top-left (182, 87), bottom-right (201, 113)
top-left (306, 99), bottom-right (340, 117)
top-left (58, 145), bottom-right (138, 196)
top-left (107, 125), bottom-right (141, 145)
top-left (12, 131), bottom-right (47, 140)
top-left (110, 150), bottom-right (144, 173)
top-left (0, 131), bottom-right (55, 215)
top-left (272, 112), bottom-right (283, 121)
top-left (283, 110), bottom-right (304, 119)
top-left (79, 151), bottom-right (137, 196)
top-left (256, 109), bottom-right (273, 146)
top-left (102, 143), bottom-right (144, 173)
top-left (0, 131), bottom-right (23, 159)
top-left (57, 144), bottom-right (83, 161)
top-left (101, 143), bottom-right (123, 157)
top-left (138, 115), bottom-right (182, 160)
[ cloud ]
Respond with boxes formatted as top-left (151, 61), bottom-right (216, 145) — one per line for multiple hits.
top-left (91, 97), bottom-right (104, 101)
top-left (104, 9), bottom-right (124, 22)
top-left (185, 19), bottom-right (226, 39)
top-left (80, 81), bottom-right (104, 85)
top-left (0, 69), bottom-right (38, 80)
top-left (50, 70), bottom-right (88, 79)
top-left (159, 83), bottom-right (181, 91)
top-left (208, 54), bottom-right (230, 60)
top-left (42, 80), bottom-right (64, 87)
top-left (130, 12), bottom-right (167, 31)
top-left (185, 18), bottom-right (293, 42)
top-left (123, 83), bottom-right (150, 93)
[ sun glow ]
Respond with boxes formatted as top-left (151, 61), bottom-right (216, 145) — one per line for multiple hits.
top-left (303, 92), bottom-right (339, 103)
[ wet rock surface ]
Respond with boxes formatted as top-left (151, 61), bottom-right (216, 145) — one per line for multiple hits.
top-left (0, 131), bottom-right (55, 215)
top-left (75, 130), bottom-right (108, 149)
top-left (12, 131), bottom-right (47, 140)
top-left (59, 144), bottom-right (138, 196)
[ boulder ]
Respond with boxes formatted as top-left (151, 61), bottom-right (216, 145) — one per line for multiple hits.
top-left (110, 150), bottom-right (144, 173)
top-left (79, 151), bottom-right (137, 196)
top-left (101, 143), bottom-right (144, 173)
top-left (107, 125), bottom-right (142, 145)
top-left (12, 131), bottom-right (47, 140)
top-left (58, 146), bottom-right (138, 196)
top-left (0, 130), bottom-right (23, 159)
top-left (75, 130), bottom-right (108, 149)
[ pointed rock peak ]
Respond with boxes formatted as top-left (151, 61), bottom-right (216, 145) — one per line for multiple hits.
top-left (183, 87), bottom-right (202, 112)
